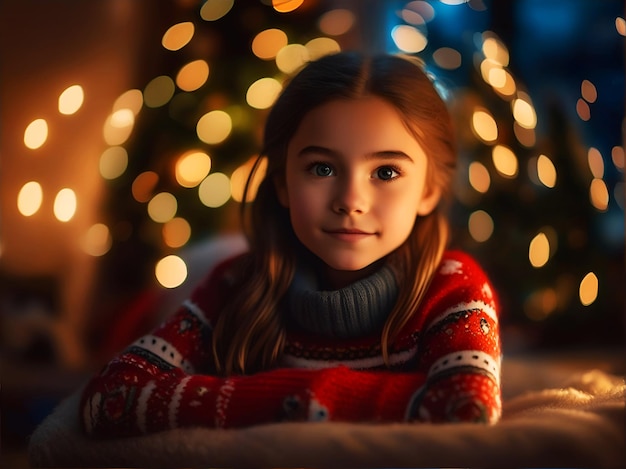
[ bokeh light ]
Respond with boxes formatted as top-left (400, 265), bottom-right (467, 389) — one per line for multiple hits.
top-left (162, 21), bottom-right (195, 51)
top-left (492, 145), bottom-right (518, 178)
top-left (99, 146), bottom-right (129, 180)
top-left (468, 161), bottom-right (490, 193)
top-left (576, 98), bottom-right (591, 121)
top-left (512, 95), bottom-right (537, 129)
top-left (113, 89), bottom-right (143, 115)
top-left (252, 28), bottom-right (288, 60)
top-left (391, 25), bottom-right (428, 53)
top-left (148, 192), bottom-right (178, 223)
top-left (536, 154), bottom-right (557, 188)
top-left (103, 109), bottom-right (135, 146)
top-left (471, 108), bottom-right (498, 143)
top-left (433, 47), bottom-right (462, 70)
top-left (589, 178), bottom-right (609, 211)
top-left (529, 232), bottom-right (550, 268)
top-left (175, 150), bottom-right (211, 188)
top-left (155, 255), bottom-right (188, 288)
top-left (581, 79), bottom-right (597, 103)
top-left (611, 146), bottom-right (624, 170)
top-left (246, 77), bottom-right (282, 109)
top-left (468, 210), bottom-right (494, 242)
top-left (198, 172), bottom-right (231, 207)
top-left (143, 75), bottom-right (176, 108)
top-left (230, 156), bottom-right (268, 202)
top-left (587, 147), bottom-right (604, 178)
top-left (24, 118), bottom-right (48, 150)
top-left (196, 110), bottom-right (232, 144)
top-left (58, 85), bottom-right (84, 115)
top-left (318, 9), bottom-right (355, 36)
top-left (17, 181), bottom-right (43, 216)
top-left (272, 0), bottom-right (304, 14)
top-left (163, 217), bottom-right (192, 248)
top-left (132, 171), bottom-right (159, 203)
top-left (81, 223), bottom-right (112, 257)
top-left (305, 37), bottom-right (341, 61)
top-left (200, 0), bottom-right (234, 21)
top-left (53, 188), bottom-right (77, 222)
top-left (276, 43), bottom-right (309, 74)
top-left (579, 272), bottom-right (598, 306)
top-left (401, 1), bottom-right (435, 24)
top-left (176, 59), bottom-right (209, 92)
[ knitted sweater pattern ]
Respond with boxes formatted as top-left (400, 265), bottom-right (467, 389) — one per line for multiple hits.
top-left (81, 250), bottom-right (501, 436)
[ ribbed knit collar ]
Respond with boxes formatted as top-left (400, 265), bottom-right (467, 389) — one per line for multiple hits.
top-left (285, 263), bottom-right (399, 339)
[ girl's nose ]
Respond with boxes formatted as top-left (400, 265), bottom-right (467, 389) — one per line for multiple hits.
top-left (331, 177), bottom-right (368, 214)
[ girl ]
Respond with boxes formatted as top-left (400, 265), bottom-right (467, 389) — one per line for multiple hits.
top-left (81, 52), bottom-right (501, 436)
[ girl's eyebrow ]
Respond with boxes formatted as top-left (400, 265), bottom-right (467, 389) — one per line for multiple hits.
top-left (297, 145), bottom-right (414, 162)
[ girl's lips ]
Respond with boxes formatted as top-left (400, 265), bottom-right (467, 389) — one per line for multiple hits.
top-left (323, 228), bottom-right (375, 241)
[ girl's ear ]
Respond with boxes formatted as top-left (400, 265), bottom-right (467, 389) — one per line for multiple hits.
top-left (416, 184), bottom-right (442, 216)
top-left (273, 174), bottom-right (289, 207)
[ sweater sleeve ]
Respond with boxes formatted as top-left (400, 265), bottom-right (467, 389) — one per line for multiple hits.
top-left (406, 251), bottom-right (502, 424)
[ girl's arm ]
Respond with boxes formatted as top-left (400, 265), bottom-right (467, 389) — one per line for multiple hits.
top-left (81, 252), bottom-right (500, 436)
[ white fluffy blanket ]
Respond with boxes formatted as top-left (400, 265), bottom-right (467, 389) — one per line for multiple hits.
top-left (28, 356), bottom-right (625, 468)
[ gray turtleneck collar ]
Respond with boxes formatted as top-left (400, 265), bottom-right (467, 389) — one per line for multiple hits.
top-left (285, 264), bottom-right (399, 339)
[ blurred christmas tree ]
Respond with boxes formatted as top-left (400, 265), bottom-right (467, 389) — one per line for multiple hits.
top-left (88, 0), bottom-right (624, 354)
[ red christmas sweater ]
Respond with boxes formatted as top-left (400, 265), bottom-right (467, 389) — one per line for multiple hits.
top-left (81, 250), bottom-right (501, 436)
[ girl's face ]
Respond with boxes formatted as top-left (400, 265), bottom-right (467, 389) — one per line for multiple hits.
top-left (276, 97), bottom-right (440, 287)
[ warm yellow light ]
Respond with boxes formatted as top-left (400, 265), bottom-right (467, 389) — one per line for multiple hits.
top-left (175, 150), bottom-right (211, 188)
top-left (579, 272), bottom-right (598, 306)
top-left (587, 147), bottom-right (604, 178)
top-left (162, 22), bottom-right (195, 51)
top-left (512, 97), bottom-right (537, 129)
top-left (176, 60), bottom-right (209, 92)
top-left (589, 178), bottom-right (609, 212)
top-left (482, 35), bottom-right (509, 66)
top-left (471, 109), bottom-right (498, 143)
top-left (468, 161), bottom-right (490, 193)
top-left (155, 255), bottom-right (188, 289)
top-left (272, 0), bottom-right (304, 13)
top-left (318, 9), bottom-right (355, 36)
top-left (305, 37), bottom-right (341, 61)
top-left (132, 171), bottom-right (159, 203)
top-left (17, 181), bottom-right (43, 216)
top-left (199, 172), bottom-right (231, 208)
top-left (196, 110), bottom-right (232, 144)
top-left (103, 109), bottom-right (135, 146)
top-left (54, 188), bottom-right (77, 222)
top-left (99, 146), bottom-right (128, 180)
top-left (82, 223), bottom-right (112, 257)
top-left (163, 217), bottom-right (192, 248)
top-left (468, 210), bottom-right (494, 242)
top-left (252, 28), bottom-right (288, 60)
top-left (275, 44), bottom-right (309, 74)
top-left (148, 192), bottom-right (177, 223)
top-left (529, 232), bottom-right (550, 268)
top-left (391, 25), bottom-right (428, 53)
top-left (113, 89), bottom-right (143, 115)
top-left (200, 0), bottom-right (234, 20)
top-left (492, 145), bottom-right (518, 178)
top-left (432, 47), bottom-right (461, 70)
top-left (143, 76), bottom-right (175, 108)
top-left (24, 118), bottom-right (48, 150)
top-left (58, 85), bottom-right (84, 115)
top-left (231, 156), bottom-right (268, 202)
top-left (537, 154), bottom-right (557, 188)
top-left (246, 77), bottom-right (282, 110)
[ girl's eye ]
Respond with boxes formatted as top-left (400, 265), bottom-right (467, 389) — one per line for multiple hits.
top-left (310, 163), bottom-right (334, 177)
top-left (376, 166), bottom-right (399, 181)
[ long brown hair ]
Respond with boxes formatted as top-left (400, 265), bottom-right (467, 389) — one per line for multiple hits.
top-left (212, 52), bottom-right (456, 375)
